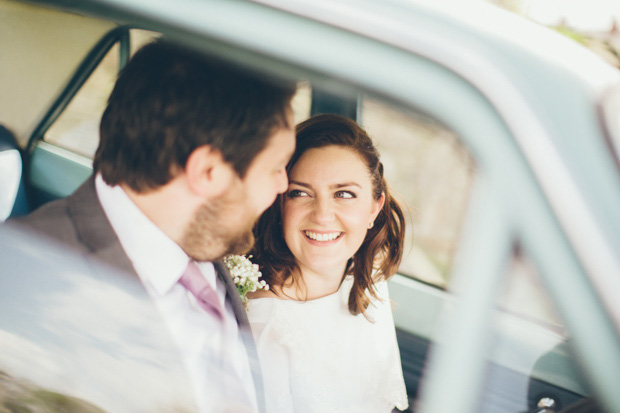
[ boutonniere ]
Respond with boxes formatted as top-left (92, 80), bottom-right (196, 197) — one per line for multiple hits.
top-left (224, 254), bottom-right (269, 308)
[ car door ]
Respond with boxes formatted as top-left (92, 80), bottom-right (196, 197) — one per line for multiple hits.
top-left (3, 1), bottom-right (620, 412)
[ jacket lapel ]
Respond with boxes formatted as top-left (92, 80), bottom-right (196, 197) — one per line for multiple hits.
top-left (214, 261), bottom-right (249, 326)
top-left (66, 176), bottom-right (136, 277)
top-left (214, 261), bottom-right (265, 413)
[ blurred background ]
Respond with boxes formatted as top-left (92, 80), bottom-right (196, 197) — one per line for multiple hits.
top-left (490, 0), bottom-right (620, 68)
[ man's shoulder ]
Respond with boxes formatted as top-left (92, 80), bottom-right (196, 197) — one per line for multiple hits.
top-left (10, 176), bottom-right (100, 244)
top-left (10, 196), bottom-right (78, 245)
top-left (20, 196), bottom-right (70, 220)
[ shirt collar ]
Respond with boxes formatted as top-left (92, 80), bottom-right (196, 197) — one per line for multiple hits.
top-left (95, 173), bottom-right (189, 296)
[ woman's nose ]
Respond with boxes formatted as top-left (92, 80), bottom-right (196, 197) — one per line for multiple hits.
top-left (311, 197), bottom-right (335, 224)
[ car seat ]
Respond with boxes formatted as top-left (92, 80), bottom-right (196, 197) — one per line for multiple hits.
top-left (0, 125), bottom-right (29, 221)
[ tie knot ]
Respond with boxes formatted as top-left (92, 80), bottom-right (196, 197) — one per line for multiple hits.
top-left (179, 260), bottom-right (208, 293)
top-left (178, 260), bottom-right (224, 321)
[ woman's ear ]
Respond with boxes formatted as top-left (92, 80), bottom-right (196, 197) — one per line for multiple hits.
top-left (370, 192), bottom-right (386, 222)
top-left (184, 145), bottom-right (236, 198)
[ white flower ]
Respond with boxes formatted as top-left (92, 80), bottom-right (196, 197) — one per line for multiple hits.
top-left (223, 254), bottom-right (269, 307)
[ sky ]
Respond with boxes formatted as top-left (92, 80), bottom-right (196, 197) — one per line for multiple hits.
top-left (523, 0), bottom-right (620, 31)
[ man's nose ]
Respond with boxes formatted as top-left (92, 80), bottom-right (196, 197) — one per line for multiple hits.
top-left (276, 170), bottom-right (288, 194)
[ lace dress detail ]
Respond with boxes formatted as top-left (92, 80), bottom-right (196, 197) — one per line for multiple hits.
top-left (247, 278), bottom-right (408, 412)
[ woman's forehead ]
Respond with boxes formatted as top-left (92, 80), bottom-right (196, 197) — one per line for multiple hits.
top-left (289, 146), bottom-right (371, 183)
top-left (295, 145), bottom-right (366, 166)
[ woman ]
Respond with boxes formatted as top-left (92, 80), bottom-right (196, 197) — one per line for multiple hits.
top-left (247, 114), bottom-right (409, 412)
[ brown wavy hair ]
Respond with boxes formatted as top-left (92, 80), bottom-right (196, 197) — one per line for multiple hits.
top-left (251, 113), bottom-right (406, 316)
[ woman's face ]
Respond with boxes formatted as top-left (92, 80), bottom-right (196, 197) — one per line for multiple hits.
top-left (282, 145), bottom-right (384, 279)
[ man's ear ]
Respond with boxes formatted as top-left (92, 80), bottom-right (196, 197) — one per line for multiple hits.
top-left (184, 145), bottom-right (236, 198)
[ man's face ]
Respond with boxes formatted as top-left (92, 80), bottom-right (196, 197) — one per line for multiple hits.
top-left (182, 115), bottom-right (295, 261)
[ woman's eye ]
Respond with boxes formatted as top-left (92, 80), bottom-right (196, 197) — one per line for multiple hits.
top-left (335, 191), bottom-right (355, 199)
top-left (287, 189), bottom-right (309, 198)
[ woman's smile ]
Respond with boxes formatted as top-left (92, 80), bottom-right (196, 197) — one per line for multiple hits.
top-left (303, 230), bottom-right (344, 243)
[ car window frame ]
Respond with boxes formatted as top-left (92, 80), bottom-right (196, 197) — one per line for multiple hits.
top-left (26, 26), bottom-right (130, 154)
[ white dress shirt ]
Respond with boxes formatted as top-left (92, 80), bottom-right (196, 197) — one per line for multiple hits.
top-left (95, 174), bottom-right (257, 412)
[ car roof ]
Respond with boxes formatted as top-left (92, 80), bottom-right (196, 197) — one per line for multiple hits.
top-left (23, 0), bottom-right (620, 87)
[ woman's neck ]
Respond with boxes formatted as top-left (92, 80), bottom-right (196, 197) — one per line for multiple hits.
top-left (283, 265), bottom-right (347, 301)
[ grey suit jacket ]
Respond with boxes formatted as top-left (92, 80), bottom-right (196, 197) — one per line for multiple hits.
top-left (13, 176), bottom-right (265, 411)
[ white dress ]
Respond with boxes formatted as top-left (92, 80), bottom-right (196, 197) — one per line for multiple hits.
top-left (247, 276), bottom-right (409, 413)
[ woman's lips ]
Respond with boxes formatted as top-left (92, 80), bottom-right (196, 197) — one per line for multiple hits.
top-left (303, 230), bottom-right (343, 242)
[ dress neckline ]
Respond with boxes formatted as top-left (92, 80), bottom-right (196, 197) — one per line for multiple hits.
top-left (249, 277), bottom-right (353, 304)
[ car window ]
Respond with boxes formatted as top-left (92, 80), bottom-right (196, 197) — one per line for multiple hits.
top-left (292, 81), bottom-right (312, 124)
top-left (6, 0), bottom-right (620, 411)
top-left (359, 97), bottom-right (475, 288)
top-left (43, 41), bottom-right (119, 158)
top-left (43, 29), bottom-right (159, 159)
top-left (43, 32), bottom-right (312, 160)
top-left (499, 249), bottom-right (563, 329)
top-left (479, 250), bottom-right (588, 412)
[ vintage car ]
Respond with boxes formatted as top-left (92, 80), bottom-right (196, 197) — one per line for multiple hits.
top-left (1, 0), bottom-right (620, 411)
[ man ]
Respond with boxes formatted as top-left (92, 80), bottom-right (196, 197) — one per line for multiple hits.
top-left (14, 40), bottom-right (296, 411)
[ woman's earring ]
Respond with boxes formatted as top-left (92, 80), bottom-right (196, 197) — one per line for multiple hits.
top-left (368, 221), bottom-right (374, 229)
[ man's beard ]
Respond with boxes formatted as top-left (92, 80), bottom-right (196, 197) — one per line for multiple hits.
top-left (180, 194), bottom-right (256, 262)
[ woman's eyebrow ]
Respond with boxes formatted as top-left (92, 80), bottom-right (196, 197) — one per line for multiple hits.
top-left (289, 181), bottom-right (361, 189)
top-left (288, 180), bottom-right (312, 189)
top-left (331, 182), bottom-right (362, 189)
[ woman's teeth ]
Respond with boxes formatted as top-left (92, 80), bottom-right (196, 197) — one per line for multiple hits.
top-left (304, 231), bottom-right (342, 241)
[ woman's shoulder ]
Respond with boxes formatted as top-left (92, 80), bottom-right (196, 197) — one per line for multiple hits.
top-left (247, 288), bottom-right (291, 323)
top-left (370, 279), bottom-right (390, 300)
top-left (246, 293), bottom-right (277, 327)
top-left (248, 289), bottom-right (279, 299)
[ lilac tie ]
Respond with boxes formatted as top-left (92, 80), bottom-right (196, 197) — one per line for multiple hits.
top-left (178, 260), bottom-right (224, 321)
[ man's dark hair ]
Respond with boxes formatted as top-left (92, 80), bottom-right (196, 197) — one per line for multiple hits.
top-left (95, 39), bottom-right (295, 192)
